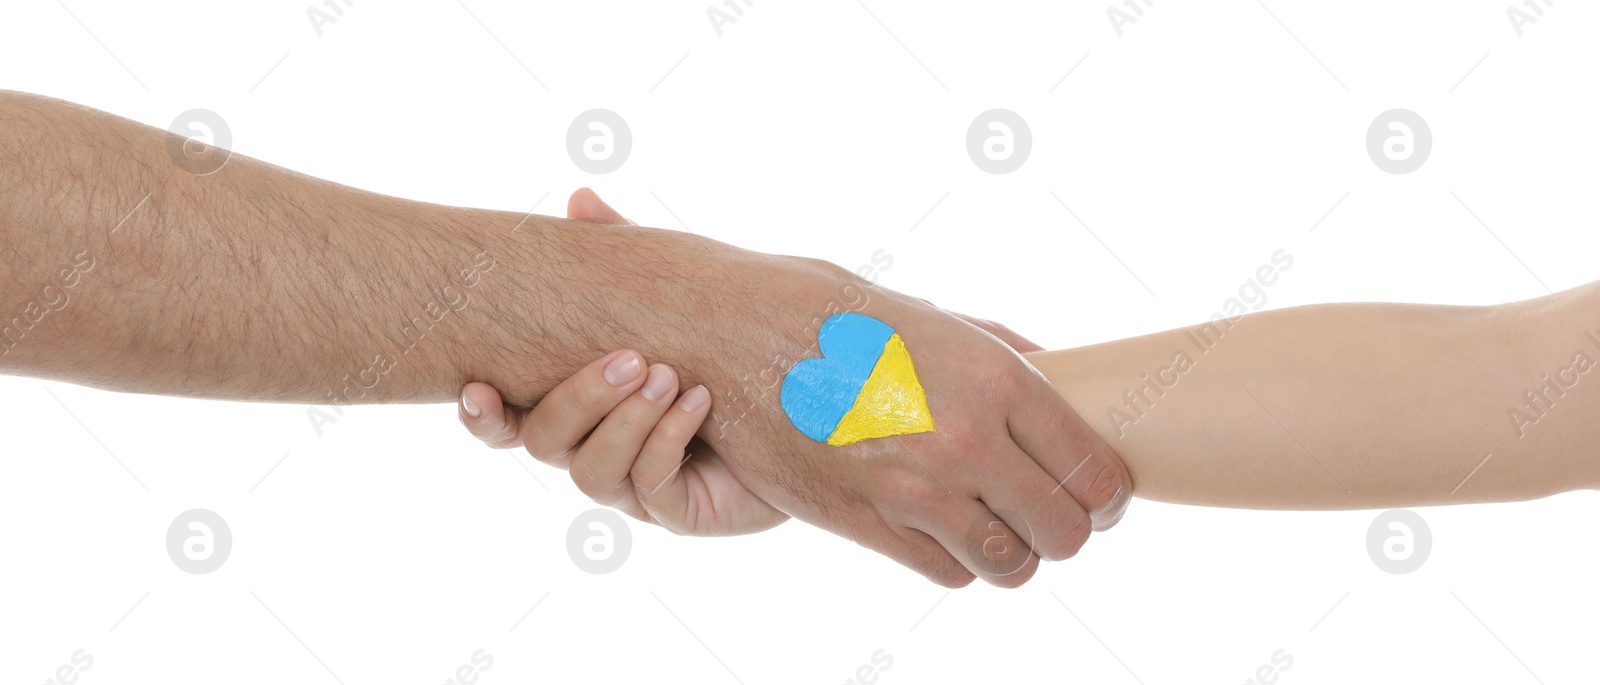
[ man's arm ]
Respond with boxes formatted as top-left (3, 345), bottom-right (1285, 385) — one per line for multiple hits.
top-left (1030, 284), bottom-right (1600, 508)
top-left (0, 90), bottom-right (708, 404)
top-left (0, 91), bottom-right (1130, 587)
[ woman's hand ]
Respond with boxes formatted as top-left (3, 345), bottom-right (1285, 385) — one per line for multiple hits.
top-left (457, 189), bottom-right (788, 536)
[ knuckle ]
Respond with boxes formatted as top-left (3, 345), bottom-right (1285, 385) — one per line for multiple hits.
top-left (521, 422), bottom-right (557, 461)
top-left (607, 409), bottom-right (648, 434)
top-left (929, 561), bottom-right (976, 589)
top-left (1079, 458), bottom-right (1128, 514)
top-left (806, 256), bottom-right (854, 281)
top-left (1043, 513), bottom-right (1093, 561)
top-left (1033, 503), bottom-right (1090, 561)
top-left (632, 451), bottom-right (683, 496)
top-left (976, 362), bottom-right (1027, 399)
top-left (524, 440), bottom-right (568, 467)
top-left (523, 420), bottom-right (578, 468)
top-left (936, 570), bottom-right (977, 589)
top-left (491, 428), bottom-right (521, 451)
top-left (629, 458), bottom-right (665, 492)
top-left (477, 422), bottom-right (515, 450)
top-left (523, 444), bottom-right (558, 465)
top-left (628, 459), bottom-right (657, 490)
top-left (986, 555), bottom-right (1039, 589)
top-left (572, 377), bottom-right (621, 415)
top-left (569, 460), bottom-right (605, 499)
top-left (655, 416), bottom-right (697, 445)
top-left (871, 462), bottom-right (946, 508)
top-left (571, 463), bottom-right (625, 506)
top-left (876, 518), bottom-right (974, 589)
top-left (966, 517), bottom-right (1035, 581)
top-left (928, 416), bottom-right (986, 464)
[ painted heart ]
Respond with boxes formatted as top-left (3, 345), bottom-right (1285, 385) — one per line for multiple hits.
top-left (780, 313), bottom-right (936, 446)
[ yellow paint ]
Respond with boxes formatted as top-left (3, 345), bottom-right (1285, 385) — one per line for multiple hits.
top-left (827, 333), bottom-right (936, 446)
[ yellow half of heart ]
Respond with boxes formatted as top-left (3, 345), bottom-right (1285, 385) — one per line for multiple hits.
top-left (827, 333), bottom-right (937, 446)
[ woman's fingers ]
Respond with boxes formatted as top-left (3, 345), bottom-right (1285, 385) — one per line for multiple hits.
top-left (459, 382), bottom-right (526, 450)
top-left (568, 364), bottom-right (681, 516)
top-left (520, 349), bottom-right (650, 469)
top-left (568, 188), bottom-right (635, 225)
top-left (629, 385), bottom-right (715, 534)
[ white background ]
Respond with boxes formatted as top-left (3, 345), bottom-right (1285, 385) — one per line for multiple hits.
top-left (3, 0), bottom-right (1598, 682)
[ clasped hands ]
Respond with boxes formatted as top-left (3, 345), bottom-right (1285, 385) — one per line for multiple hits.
top-left (457, 190), bottom-right (1131, 588)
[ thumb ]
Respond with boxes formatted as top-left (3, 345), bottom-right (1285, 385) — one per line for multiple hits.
top-left (459, 382), bottom-right (527, 450)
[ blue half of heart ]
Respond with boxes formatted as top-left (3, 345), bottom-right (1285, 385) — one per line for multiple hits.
top-left (779, 313), bottom-right (894, 442)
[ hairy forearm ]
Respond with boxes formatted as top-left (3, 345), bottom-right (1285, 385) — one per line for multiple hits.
top-left (1028, 285), bottom-right (1600, 509)
top-left (0, 91), bottom-right (754, 405)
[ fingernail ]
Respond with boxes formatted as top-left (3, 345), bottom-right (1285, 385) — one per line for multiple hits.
top-left (604, 352), bottom-right (642, 386)
top-left (640, 364), bottom-right (674, 401)
top-left (460, 392), bottom-right (481, 418)
top-left (676, 385), bottom-right (710, 413)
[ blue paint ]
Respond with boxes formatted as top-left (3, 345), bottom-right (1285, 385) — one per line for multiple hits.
top-left (780, 313), bottom-right (894, 442)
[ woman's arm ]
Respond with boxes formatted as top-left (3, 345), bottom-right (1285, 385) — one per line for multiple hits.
top-left (461, 280), bottom-right (1600, 513)
top-left (1027, 283), bottom-right (1600, 509)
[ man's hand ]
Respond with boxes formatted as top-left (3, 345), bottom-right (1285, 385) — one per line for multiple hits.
top-left (478, 190), bottom-right (1133, 587)
top-left (682, 273), bottom-right (1130, 587)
